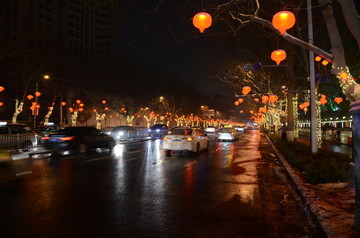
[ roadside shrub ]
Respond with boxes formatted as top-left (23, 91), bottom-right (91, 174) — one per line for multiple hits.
top-left (270, 135), bottom-right (352, 184)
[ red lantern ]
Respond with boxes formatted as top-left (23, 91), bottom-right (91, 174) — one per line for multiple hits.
top-left (79, 103), bottom-right (84, 107)
top-left (76, 100), bottom-right (81, 104)
top-left (69, 107), bottom-right (74, 112)
top-left (0, 102), bottom-right (3, 107)
top-left (254, 98), bottom-right (259, 102)
top-left (102, 100), bottom-right (107, 104)
top-left (334, 97), bottom-right (343, 104)
top-left (27, 95), bottom-right (34, 100)
top-left (238, 98), bottom-right (244, 103)
top-left (234, 101), bottom-right (239, 106)
top-left (240, 110), bottom-right (244, 113)
top-left (272, 11), bottom-right (296, 35)
top-left (271, 49), bottom-right (286, 65)
top-left (242, 86), bottom-right (251, 95)
top-left (261, 95), bottom-right (269, 103)
top-left (339, 72), bottom-right (348, 79)
top-left (314, 56), bottom-right (322, 62)
top-left (78, 108), bottom-right (84, 112)
top-left (0, 86), bottom-right (4, 92)
top-left (269, 95), bottom-right (278, 103)
top-left (299, 104), bottom-right (305, 109)
top-left (105, 107), bottom-right (109, 111)
top-left (35, 91), bottom-right (41, 97)
top-left (303, 102), bottom-right (310, 108)
top-left (61, 102), bottom-right (66, 106)
top-left (322, 60), bottom-right (329, 66)
top-left (193, 12), bottom-right (212, 33)
top-left (304, 107), bottom-right (308, 112)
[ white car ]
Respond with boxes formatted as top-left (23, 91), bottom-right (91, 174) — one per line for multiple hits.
top-left (217, 127), bottom-right (239, 142)
top-left (162, 127), bottom-right (209, 156)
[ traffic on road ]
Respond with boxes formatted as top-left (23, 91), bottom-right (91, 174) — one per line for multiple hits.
top-left (0, 128), bottom-right (321, 238)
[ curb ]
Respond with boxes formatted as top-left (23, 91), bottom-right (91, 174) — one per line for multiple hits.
top-left (262, 133), bottom-right (328, 237)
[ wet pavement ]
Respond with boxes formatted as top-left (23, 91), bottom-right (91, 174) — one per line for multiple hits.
top-left (0, 130), bottom-right (321, 238)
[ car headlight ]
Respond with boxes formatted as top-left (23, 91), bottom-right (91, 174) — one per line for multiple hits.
top-left (118, 131), bottom-right (124, 136)
top-left (156, 129), bottom-right (160, 132)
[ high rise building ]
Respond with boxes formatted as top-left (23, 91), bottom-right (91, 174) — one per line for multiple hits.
top-left (0, 0), bottom-right (117, 59)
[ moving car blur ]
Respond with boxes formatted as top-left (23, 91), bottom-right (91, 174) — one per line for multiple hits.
top-left (111, 126), bottom-right (137, 142)
top-left (217, 127), bottom-right (239, 142)
top-left (149, 124), bottom-right (169, 139)
top-left (42, 126), bottom-right (115, 155)
top-left (162, 127), bottom-right (209, 156)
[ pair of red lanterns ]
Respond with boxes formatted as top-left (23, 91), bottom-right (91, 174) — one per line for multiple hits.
top-left (193, 10), bottom-right (295, 65)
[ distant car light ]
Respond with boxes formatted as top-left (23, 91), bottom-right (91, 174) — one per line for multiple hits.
top-left (60, 136), bottom-right (74, 141)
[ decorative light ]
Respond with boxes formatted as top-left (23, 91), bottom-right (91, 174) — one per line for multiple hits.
top-left (0, 102), bottom-right (3, 107)
top-left (303, 102), bottom-right (310, 108)
top-left (76, 100), bottom-right (81, 104)
top-left (334, 97), bottom-right (343, 104)
top-left (314, 56), bottom-right (322, 62)
top-left (254, 98), bottom-right (259, 102)
top-left (272, 11), bottom-right (296, 35)
top-left (322, 60), bottom-right (329, 66)
top-left (261, 95), bottom-right (269, 103)
top-left (240, 110), bottom-right (244, 113)
top-left (105, 107), bottom-right (109, 111)
top-left (78, 108), bottom-right (84, 112)
top-left (271, 49), bottom-right (286, 65)
top-left (0, 86), bottom-right (4, 92)
top-left (69, 107), bottom-right (74, 112)
top-left (102, 100), bottom-right (106, 104)
top-left (238, 98), bottom-right (244, 103)
top-left (27, 95), bottom-right (34, 100)
top-left (339, 72), bottom-right (348, 79)
top-left (242, 86), bottom-right (251, 95)
top-left (35, 92), bottom-right (41, 97)
top-left (234, 101), bottom-right (239, 106)
top-left (93, 109), bottom-right (97, 112)
top-left (79, 103), bottom-right (84, 107)
top-left (61, 102), bottom-right (66, 106)
top-left (269, 95), bottom-right (279, 103)
top-left (193, 12), bottom-right (212, 33)
top-left (304, 107), bottom-right (308, 112)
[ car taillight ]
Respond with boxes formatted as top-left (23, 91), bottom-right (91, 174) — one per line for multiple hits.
top-left (60, 136), bottom-right (74, 141)
top-left (183, 137), bottom-right (192, 141)
top-left (41, 136), bottom-right (50, 140)
top-left (163, 137), bottom-right (169, 140)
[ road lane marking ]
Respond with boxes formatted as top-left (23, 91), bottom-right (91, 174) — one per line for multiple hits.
top-left (16, 171), bottom-right (32, 176)
top-left (184, 161), bottom-right (197, 167)
top-left (124, 157), bottom-right (137, 162)
top-left (86, 155), bottom-right (111, 162)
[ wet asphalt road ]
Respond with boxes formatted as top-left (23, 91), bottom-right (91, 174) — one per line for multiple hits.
top-left (0, 130), bottom-right (321, 238)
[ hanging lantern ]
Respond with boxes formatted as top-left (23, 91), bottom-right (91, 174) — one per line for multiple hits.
top-left (242, 86), bottom-right (251, 95)
top-left (76, 100), bottom-right (81, 104)
top-left (272, 11), bottom-right (296, 35)
top-left (304, 107), bottom-right (308, 112)
top-left (61, 102), bottom-right (66, 106)
top-left (79, 103), bottom-right (84, 107)
top-left (261, 95), bottom-right (269, 103)
top-left (299, 104), bottom-right (305, 109)
top-left (322, 60), bottom-right (329, 66)
top-left (319, 98), bottom-right (327, 105)
top-left (240, 110), bottom-right (244, 113)
top-left (0, 102), bottom-right (3, 107)
top-left (334, 97), bottom-right (343, 104)
top-left (271, 49), bottom-right (286, 65)
top-left (314, 56), bottom-right (322, 62)
top-left (193, 12), bottom-right (212, 33)
top-left (36, 104), bottom-right (40, 108)
top-left (78, 108), bottom-right (84, 112)
top-left (281, 111), bottom-right (285, 115)
top-left (238, 98), bottom-right (244, 103)
top-left (234, 101), bottom-right (239, 106)
top-left (93, 109), bottom-right (97, 112)
top-left (254, 98), bottom-right (259, 102)
top-left (0, 86), bottom-right (4, 92)
top-left (303, 102), bottom-right (310, 108)
top-left (35, 91), bottom-right (41, 97)
top-left (269, 95), bottom-right (278, 103)
top-left (102, 100), bottom-right (107, 104)
top-left (105, 107), bottom-right (109, 111)
top-left (69, 107), bottom-right (74, 112)
top-left (250, 110), bottom-right (254, 114)
top-left (339, 72), bottom-right (348, 79)
top-left (27, 95), bottom-right (34, 100)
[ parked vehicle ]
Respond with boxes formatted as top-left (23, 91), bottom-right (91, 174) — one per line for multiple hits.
top-left (42, 126), bottom-right (115, 154)
top-left (111, 126), bottom-right (137, 142)
top-left (217, 127), bottom-right (239, 142)
top-left (162, 127), bottom-right (209, 156)
top-left (149, 124), bottom-right (168, 139)
top-left (0, 122), bottom-right (37, 152)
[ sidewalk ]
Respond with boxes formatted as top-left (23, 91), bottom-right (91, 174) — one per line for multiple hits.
top-left (264, 133), bottom-right (359, 238)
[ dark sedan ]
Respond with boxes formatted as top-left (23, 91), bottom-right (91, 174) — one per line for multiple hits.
top-left (149, 124), bottom-right (169, 139)
top-left (42, 126), bottom-right (115, 154)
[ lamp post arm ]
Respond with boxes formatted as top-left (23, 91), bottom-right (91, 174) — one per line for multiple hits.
top-left (250, 16), bottom-right (333, 62)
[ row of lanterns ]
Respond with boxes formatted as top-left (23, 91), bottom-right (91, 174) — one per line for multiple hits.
top-left (0, 86), bottom-right (4, 107)
top-left (193, 10), bottom-right (295, 65)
